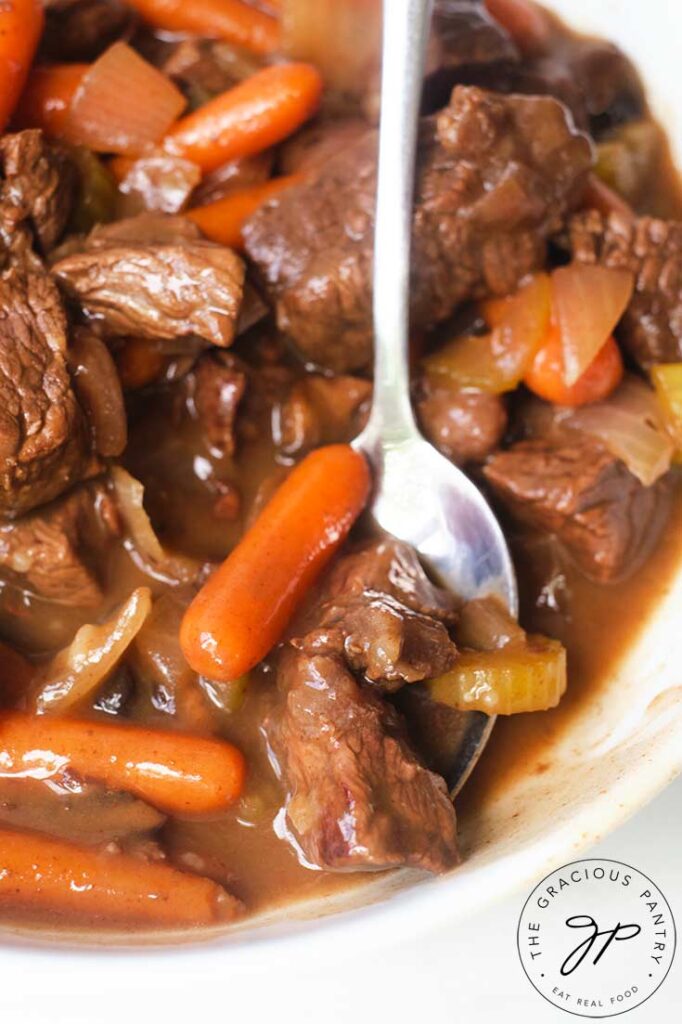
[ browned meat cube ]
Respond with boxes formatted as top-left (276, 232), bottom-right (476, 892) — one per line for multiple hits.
top-left (0, 130), bottom-right (76, 251)
top-left (53, 214), bottom-right (246, 347)
top-left (244, 85), bottom-right (591, 372)
top-left (0, 259), bottom-right (93, 517)
top-left (416, 374), bottom-right (507, 464)
top-left (266, 648), bottom-right (459, 873)
top-left (0, 481), bottom-right (120, 607)
top-left (484, 437), bottom-right (669, 581)
top-left (264, 539), bottom-right (459, 872)
top-left (570, 209), bottom-right (682, 368)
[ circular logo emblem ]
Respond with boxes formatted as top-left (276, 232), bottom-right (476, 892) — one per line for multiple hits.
top-left (517, 859), bottom-right (676, 1018)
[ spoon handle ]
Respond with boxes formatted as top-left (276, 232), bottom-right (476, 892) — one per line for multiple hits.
top-left (369, 0), bottom-right (433, 444)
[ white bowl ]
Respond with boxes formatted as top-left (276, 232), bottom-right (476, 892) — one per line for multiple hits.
top-left (2, 0), bottom-right (681, 977)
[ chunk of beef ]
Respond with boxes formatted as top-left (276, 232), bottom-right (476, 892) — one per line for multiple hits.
top-left (0, 481), bottom-right (120, 607)
top-left (363, 0), bottom-right (518, 122)
top-left (569, 210), bottom-right (682, 368)
top-left (0, 131), bottom-right (76, 251)
top-left (463, 38), bottom-right (644, 135)
top-left (430, 0), bottom-right (517, 70)
top-left (265, 647), bottom-right (460, 872)
top-left (416, 375), bottom-right (507, 464)
top-left (41, 0), bottom-right (133, 61)
top-left (84, 213), bottom-right (202, 248)
top-left (294, 540), bottom-right (458, 689)
top-left (483, 437), bottom-right (668, 581)
top-left (279, 119), bottom-right (370, 177)
top-left (0, 259), bottom-right (93, 517)
top-left (314, 539), bottom-right (457, 623)
top-left (264, 539), bottom-right (460, 871)
top-left (244, 85), bottom-right (591, 372)
top-left (275, 374), bottom-right (371, 455)
top-left (185, 351), bottom-right (247, 455)
top-left (52, 214), bottom-right (246, 347)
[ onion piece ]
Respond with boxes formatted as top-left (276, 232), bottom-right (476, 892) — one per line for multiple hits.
top-left (567, 376), bottom-right (675, 486)
top-left (551, 264), bottom-right (634, 386)
top-left (33, 588), bottom-right (152, 714)
top-left (110, 466), bottom-right (166, 564)
top-left (67, 42), bottom-right (187, 157)
top-left (651, 362), bottom-right (682, 451)
top-left (424, 273), bottom-right (551, 393)
top-left (111, 467), bottom-right (200, 582)
top-left (282, 0), bottom-right (382, 94)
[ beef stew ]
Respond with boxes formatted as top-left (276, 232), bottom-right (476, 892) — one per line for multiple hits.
top-left (0, 0), bottom-right (680, 938)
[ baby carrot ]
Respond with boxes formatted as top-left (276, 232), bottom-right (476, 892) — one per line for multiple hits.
top-left (165, 62), bottom-right (322, 174)
top-left (524, 326), bottom-right (624, 406)
top-left (0, 0), bottom-right (44, 130)
top-left (13, 63), bottom-right (89, 138)
top-left (125, 0), bottom-right (280, 56)
top-left (186, 174), bottom-right (303, 249)
top-left (180, 445), bottom-right (371, 680)
top-left (0, 712), bottom-right (245, 815)
top-left (0, 828), bottom-right (240, 926)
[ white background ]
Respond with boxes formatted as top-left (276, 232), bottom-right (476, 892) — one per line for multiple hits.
top-left (5, 776), bottom-right (680, 1024)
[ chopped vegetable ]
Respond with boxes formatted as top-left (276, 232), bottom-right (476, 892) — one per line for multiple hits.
top-left (524, 326), bottom-right (624, 406)
top-left (111, 466), bottom-right (166, 564)
top-left (180, 444), bottom-right (370, 681)
top-left (187, 174), bottom-right (304, 249)
top-left (199, 675), bottom-right (248, 715)
top-left (424, 273), bottom-right (551, 393)
top-left (13, 63), bottom-right (88, 139)
top-left (0, 711), bottom-right (246, 815)
top-left (652, 362), bottom-right (682, 451)
top-left (67, 42), bottom-right (187, 157)
top-left (282, 0), bottom-right (381, 94)
top-left (0, 0), bottom-right (43, 131)
top-left (426, 636), bottom-right (567, 715)
top-left (33, 589), bottom-right (152, 714)
top-left (164, 62), bottom-right (322, 175)
top-left (0, 828), bottom-right (238, 925)
top-left (551, 265), bottom-right (634, 386)
top-left (568, 376), bottom-right (675, 485)
top-left (67, 145), bottom-right (119, 231)
top-left (126, 0), bottom-right (280, 56)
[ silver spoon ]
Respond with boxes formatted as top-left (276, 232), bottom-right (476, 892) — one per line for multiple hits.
top-left (353, 0), bottom-right (518, 794)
